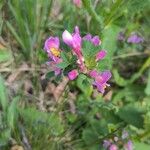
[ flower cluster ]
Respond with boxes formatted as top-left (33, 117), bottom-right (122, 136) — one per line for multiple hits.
top-left (103, 131), bottom-right (133, 150)
top-left (44, 26), bottom-right (111, 94)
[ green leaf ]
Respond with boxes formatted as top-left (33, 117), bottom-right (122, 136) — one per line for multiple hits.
top-left (113, 84), bottom-right (145, 103)
top-left (49, 114), bottom-right (64, 136)
top-left (76, 74), bottom-right (93, 97)
top-left (46, 71), bottom-right (55, 79)
top-left (57, 61), bottom-right (69, 69)
top-left (0, 75), bottom-right (8, 112)
top-left (7, 96), bottom-right (20, 130)
top-left (82, 0), bottom-right (104, 30)
top-left (19, 107), bottom-right (64, 136)
top-left (0, 129), bottom-right (11, 147)
top-left (144, 112), bottom-right (150, 131)
top-left (113, 69), bottom-right (129, 87)
top-left (60, 52), bottom-right (69, 63)
top-left (82, 41), bottom-right (100, 69)
top-left (0, 49), bottom-right (12, 63)
top-left (117, 104), bottom-right (145, 128)
top-left (98, 25), bottom-right (121, 70)
top-left (6, 21), bottom-right (26, 51)
top-left (134, 142), bottom-right (150, 150)
top-left (82, 128), bottom-right (99, 150)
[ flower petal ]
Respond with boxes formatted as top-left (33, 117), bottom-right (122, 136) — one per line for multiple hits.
top-left (96, 83), bottom-right (105, 94)
top-left (89, 70), bottom-right (98, 78)
top-left (91, 36), bottom-right (101, 46)
top-left (109, 144), bottom-right (118, 150)
top-left (68, 70), bottom-right (78, 80)
top-left (62, 30), bottom-right (73, 47)
top-left (44, 37), bottom-right (59, 52)
top-left (83, 34), bottom-right (92, 41)
top-left (127, 34), bottom-right (144, 44)
top-left (96, 50), bottom-right (107, 61)
top-left (100, 70), bottom-right (112, 84)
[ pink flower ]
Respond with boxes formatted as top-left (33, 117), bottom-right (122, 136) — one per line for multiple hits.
top-left (44, 37), bottom-right (63, 75)
top-left (93, 70), bottom-right (112, 93)
top-left (89, 70), bottom-right (98, 78)
top-left (62, 26), bottom-right (81, 51)
top-left (109, 144), bottom-right (118, 150)
top-left (83, 34), bottom-right (101, 46)
top-left (68, 70), bottom-right (78, 80)
top-left (62, 26), bottom-right (85, 72)
top-left (44, 36), bottom-right (61, 62)
top-left (73, 0), bottom-right (81, 8)
top-left (124, 140), bottom-right (133, 150)
top-left (96, 50), bottom-right (107, 61)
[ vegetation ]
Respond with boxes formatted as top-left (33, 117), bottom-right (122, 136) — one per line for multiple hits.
top-left (0, 0), bottom-right (150, 149)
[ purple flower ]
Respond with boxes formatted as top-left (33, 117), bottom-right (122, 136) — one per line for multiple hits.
top-left (118, 32), bottom-right (125, 41)
top-left (109, 144), bottom-right (118, 150)
top-left (124, 140), bottom-right (133, 150)
top-left (96, 50), bottom-right (107, 61)
top-left (83, 34), bottom-right (101, 46)
top-left (103, 140), bottom-right (111, 149)
top-left (127, 34), bottom-right (144, 44)
top-left (92, 70), bottom-right (112, 94)
top-left (44, 36), bottom-right (61, 62)
top-left (68, 69), bottom-right (78, 80)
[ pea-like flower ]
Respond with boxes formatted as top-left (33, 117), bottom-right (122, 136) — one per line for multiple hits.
top-left (44, 36), bottom-right (61, 62)
top-left (68, 69), bottom-right (79, 80)
top-left (44, 36), bottom-right (62, 75)
top-left (90, 70), bottom-right (112, 93)
top-left (62, 26), bottom-right (85, 72)
top-left (127, 34), bottom-right (144, 44)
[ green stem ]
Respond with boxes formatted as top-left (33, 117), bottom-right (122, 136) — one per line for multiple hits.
top-left (130, 57), bottom-right (150, 83)
top-left (82, 0), bottom-right (104, 31)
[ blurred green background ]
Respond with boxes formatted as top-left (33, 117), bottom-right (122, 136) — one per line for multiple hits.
top-left (0, 0), bottom-right (150, 149)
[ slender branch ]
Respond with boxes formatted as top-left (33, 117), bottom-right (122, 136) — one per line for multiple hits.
top-left (113, 51), bottom-right (150, 60)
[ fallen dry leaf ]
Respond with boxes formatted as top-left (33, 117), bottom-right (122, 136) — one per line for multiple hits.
top-left (10, 145), bottom-right (24, 150)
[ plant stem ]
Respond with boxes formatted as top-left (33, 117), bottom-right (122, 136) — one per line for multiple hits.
top-left (82, 0), bottom-right (104, 31)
